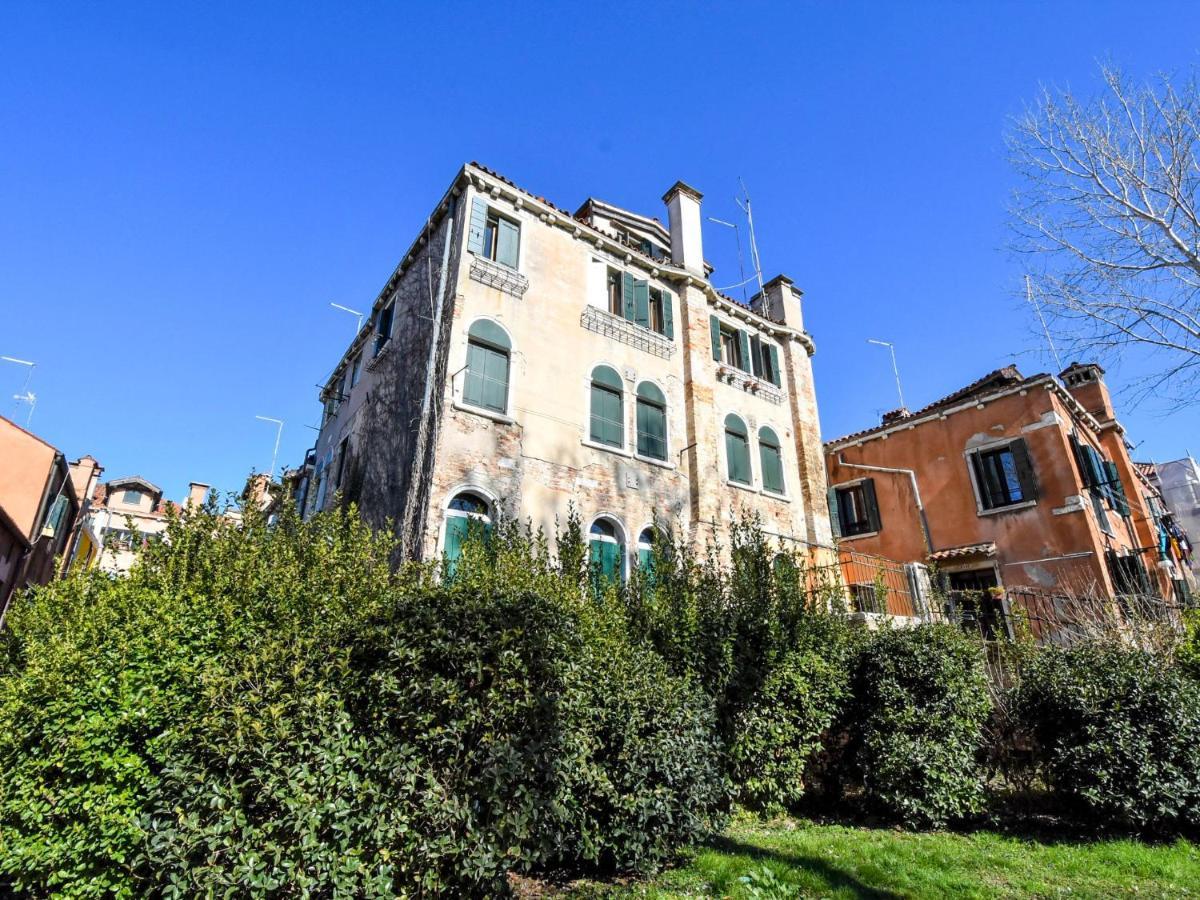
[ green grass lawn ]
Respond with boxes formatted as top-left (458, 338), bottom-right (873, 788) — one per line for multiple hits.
top-left (565, 820), bottom-right (1200, 898)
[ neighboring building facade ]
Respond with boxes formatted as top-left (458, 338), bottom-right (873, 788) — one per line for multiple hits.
top-left (1153, 456), bottom-right (1200, 578)
top-left (300, 163), bottom-right (833, 575)
top-left (0, 415), bottom-right (86, 616)
top-left (74, 477), bottom-right (209, 574)
top-left (825, 364), bottom-right (1189, 630)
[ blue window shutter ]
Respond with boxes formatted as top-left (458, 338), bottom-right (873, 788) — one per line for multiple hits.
top-left (710, 316), bottom-right (722, 361)
top-left (496, 217), bottom-right (520, 268)
top-left (622, 271), bottom-right (637, 322)
top-left (737, 330), bottom-right (752, 373)
top-left (768, 344), bottom-right (781, 387)
top-left (467, 197), bottom-right (487, 254)
top-left (633, 279), bottom-right (650, 328)
top-left (662, 290), bottom-right (674, 339)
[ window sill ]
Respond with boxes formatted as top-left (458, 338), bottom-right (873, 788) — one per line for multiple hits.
top-left (976, 500), bottom-right (1037, 517)
top-left (634, 452), bottom-right (676, 470)
top-left (716, 366), bottom-right (784, 404)
top-left (762, 489), bottom-right (790, 503)
top-left (838, 530), bottom-right (880, 542)
top-left (726, 479), bottom-right (758, 494)
top-left (582, 438), bottom-right (632, 458)
top-left (452, 399), bottom-right (515, 425)
top-left (579, 305), bottom-right (675, 359)
top-left (365, 340), bottom-right (393, 373)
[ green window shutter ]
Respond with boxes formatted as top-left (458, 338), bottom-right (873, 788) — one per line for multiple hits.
top-left (633, 279), bottom-right (650, 328)
top-left (496, 217), bottom-right (520, 268)
top-left (1104, 460), bottom-right (1130, 516)
top-left (638, 547), bottom-right (653, 571)
top-left (463, 342), bottom-right (487, 407)
top-left (760, 444), bottom-right (784, 493)
top-left (750, 335), bottom-right (764, 378)
top-left (444, 516), bottom-right (470, 577)
top-left (662, 290), bottom-right (674, 339)
top-left (467, 197), bottom-right (488, 254)
top-left (590, 384), bottom-right (623, 447)
top-left (737, 329), bottom-right (752, 373)
top-left (827, 487), bottom-right (843, 539)
top-left (710, 316), bottom-right (722, 361)
top-left (726, 430), bottom-right (751, 484)
top-left (1010, 439), bottom-right (1038, 502)
top-left (590, 539), bottom-right (622, 584)
top-left (622, 271), bottom-right (637, 322)
top-left (862, 478), bottom-right (881, 532)
top-left (464, 342), bottom-right (509, 412)
top-left (767, 344), bottom-right (781, 386)
top-left (637, 399), bottom-right (667, 460)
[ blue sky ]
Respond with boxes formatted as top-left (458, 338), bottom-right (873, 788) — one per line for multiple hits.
top-left (3, 2), bottom-right (1199, 500)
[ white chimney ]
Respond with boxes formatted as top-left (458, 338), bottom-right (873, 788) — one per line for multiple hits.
top-left (662, 181), bottom-right (705, 277)
top-left (186, 482), bottom-right (210, 507)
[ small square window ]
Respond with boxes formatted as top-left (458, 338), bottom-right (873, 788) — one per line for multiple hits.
top-left (836, 480), bottom-right (879, 536)
top-left (969, 440), bottom-right (1037, 511)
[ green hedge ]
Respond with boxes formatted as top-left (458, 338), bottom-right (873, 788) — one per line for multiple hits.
top-left (729, 648), bottom-right (850, 811)
top-left (846, 626), bottom-right (991, 828)
top-left (1017, 642), bottom-right (1200, 833)
top-left (0, 506), bottom-right (723, 896)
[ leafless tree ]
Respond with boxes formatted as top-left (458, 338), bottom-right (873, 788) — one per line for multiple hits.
top-left (1009, 65), bottom-right (1200, 405)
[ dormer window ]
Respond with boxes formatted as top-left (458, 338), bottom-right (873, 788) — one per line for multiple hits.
top-left (122, 489), bottom-right (141, 505)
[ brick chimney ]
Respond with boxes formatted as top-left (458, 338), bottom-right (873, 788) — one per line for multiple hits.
top-left (186, 482), bottom-right (211, 507)
top-left (1060, 362), bottom-right (1115, 423)
top-left (753, 274), bottom-right (805, 331)
top-left (68, 455), bottom-right (104, 506)
top-left (662, 181), bottom-right (705, 277)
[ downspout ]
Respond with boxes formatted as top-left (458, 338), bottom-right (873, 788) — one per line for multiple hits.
top-left (837, 452), bottom-right (935, 555)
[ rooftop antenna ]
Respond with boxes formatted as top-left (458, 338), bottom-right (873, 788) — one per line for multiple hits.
top-left (867, 339), bottom-right (906, 410)
top-left (254, 415), bottom-right (284, 481)
top-left (330, 302), bottom-right (364, 334)
top-left (734, 177), bottom-right (766, 301)
top-left (707, 217), bottom-right (750, 303)
top-left (12, 392), bottom-right (36, 426)
top-left (2, 356), bottom-right (36, 424)
top-left (1025, 275), bottom-right (1063, 371)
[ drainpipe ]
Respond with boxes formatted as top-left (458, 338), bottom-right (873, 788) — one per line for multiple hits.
top-left (836, 452), bottom-right (935, 555)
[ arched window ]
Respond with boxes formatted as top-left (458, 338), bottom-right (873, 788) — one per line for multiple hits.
top-left (589, 366), bottom-right (624, 448)
top-left (635, 382), bottom-right (667, 461)
top-left (759, 426), bottom-right (785, 495)
top-left (588, 516), bottom-right (625, 584)
top-left (637, 526), bottom-right (656, 570)
top-left (443, 490), bottom-right (492, 574)
top-left (724, 414), bottom-right (751, 485)
top-left (463, 320), bottom-right (511, 414)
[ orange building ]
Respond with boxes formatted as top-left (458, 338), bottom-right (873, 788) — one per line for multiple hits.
top-left (825, 364), bottom-right (1191, 636)
top-left (0, 416), bottom-right (100, 619)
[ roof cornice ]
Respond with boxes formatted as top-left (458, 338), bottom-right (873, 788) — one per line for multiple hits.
top-left (825, 375), bottom-right (1105, 451)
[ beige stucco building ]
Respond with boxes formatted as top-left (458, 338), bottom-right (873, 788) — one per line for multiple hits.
top-left (300, 163), bottom-right (833, 575)
top-left (74, 477), bottom-right (209, 575)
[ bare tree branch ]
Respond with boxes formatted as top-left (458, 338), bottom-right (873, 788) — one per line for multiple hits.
top-left (1009, 65), bottom-right (1200, 408)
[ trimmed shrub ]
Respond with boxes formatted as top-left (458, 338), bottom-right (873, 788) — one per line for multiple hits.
top-left (1016, 642), bottom-right (1200, 833)
top-left (729, 648), bottom-right (850, 810)
top-left (846, 625), bottom-right (990, 828)
top-left (0, 504), bottom-right (724, 896)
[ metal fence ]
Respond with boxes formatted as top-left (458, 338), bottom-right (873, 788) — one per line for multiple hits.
top-left (804, 548), bottom-right (1192, 649)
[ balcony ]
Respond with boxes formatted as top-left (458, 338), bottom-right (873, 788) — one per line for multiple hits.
top-left (469, 256), bottom-right (529, 298)
top-left (580, 304), bottom-right (675, 359)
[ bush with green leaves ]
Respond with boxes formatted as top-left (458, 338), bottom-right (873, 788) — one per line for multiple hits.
top-left (844, 625), bottom-right (990, 828)
top-left (0, 503), bottom-right (724, 896)
top-left (1016, 642), bottom-right (1200, 833)
top-left (728, 648), bottom-right (850, 811)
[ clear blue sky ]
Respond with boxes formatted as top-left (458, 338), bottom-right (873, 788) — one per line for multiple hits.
top-left (3, 2), bottom-right (1199, 500)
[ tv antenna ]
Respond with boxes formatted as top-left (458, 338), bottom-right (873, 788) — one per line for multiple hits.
top-left (734, 178), bottom-right (766, 301)
top-left (708, 217), bottom-right (750, 303)
top-left (2, 356), bottom-right (36, 425)
top-left (330, 303), bottom-right (364, 335)
top-left (254, 415), bottom-right (285, 480)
